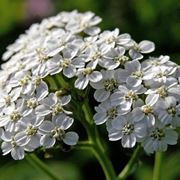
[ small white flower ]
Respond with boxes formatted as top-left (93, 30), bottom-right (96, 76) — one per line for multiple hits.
top-left (39, 114), bottom-right (78, 148)
top-left (142, 122), bottom-right (178, 153)
top-left (8, 70), bottom-right (34, 95)
top-left (155, 96), bottom-right (180, 125)
top-left (145, 81), bottom-right (180, 103)
top-left (1, 131), bottom-right (25, 160)
top-left (75, 64), bottom-right (102, 90)
top-left (47, 47), bottom-right (84, 78)
top-left (117, 60), bottom-right (146, 87)
top-left (65, 11), bottom-right (101, 35)
top-left (131, 93), bottom-right (159, 127)
top-left (90, 69), bottom-right (121, 102)
top-left (99, 46), bottom-right (128, 70)
top-left (129, 40), bottom-right (155, 60)
top-left (0, 88), bottom-right (20, 112)
top-left (93, 99), bottom-right (129, 125)
top-left (108, 113), bottom-right (147, 148)
top-left (110, 85), bottom-right (145, 112)
top-left (0, 100), bottom-right (26, 132)
top-left (15, 114), bottom-right (43, 150)
top-left (36, 93), bottom-right (72, 117)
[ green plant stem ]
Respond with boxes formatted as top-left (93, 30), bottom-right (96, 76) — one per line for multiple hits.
top-left (153, 152), bottom-right (163, 180)
top-left (118, 145), bottom-right (142, 180)
top-left (26, 154), bottom-right (61, 180)
top-left (76, 141), bottom-right (93, 150)
top-left (81, 98), bottom-right (117, 180)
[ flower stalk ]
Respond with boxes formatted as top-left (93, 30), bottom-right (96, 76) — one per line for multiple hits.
top-left (26, 154), bottom-right (61, 180)
top-left (153, 152), bottom-right (163, 180)
top-left (81, 97), bottom-right (117, 180)
top-left (118, 145), bottom-right (142, 180)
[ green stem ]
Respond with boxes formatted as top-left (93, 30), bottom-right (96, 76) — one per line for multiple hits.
top-left (76, 141), bottom-right (93, 150)
top-left (26, 154), bottom-right (61, 180)
top-left (118, 145), bottom-right (142, 180)
top-left (153, 152), bottom-right (163, 180)
top-left (54, 74), bottom-right (70, 89)
top-left (81, 98), bottom-right (117, 180)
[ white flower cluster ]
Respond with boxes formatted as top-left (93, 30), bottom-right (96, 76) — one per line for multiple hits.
top-left (0, 10), bottom-right (180, 159)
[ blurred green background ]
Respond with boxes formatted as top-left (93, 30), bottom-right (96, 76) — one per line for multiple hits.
top-left (0, 0), bottom-right (180, 180)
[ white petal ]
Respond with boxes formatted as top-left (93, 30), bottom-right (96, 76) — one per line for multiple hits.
top-left (125, 60), bottom-right (141, 72)
top-left (126, 76), bottom-right (142, 87)
top-left (36, 82), bottom-right (48, 100)
top-left (40, 135), bottom-right (56, 148)
top-left (36, 105), bottom-right (51, 116)
top-left (63, 131), bottom-right (79, 145)
top-left (108, 130), bottom-right (122, 141)
top-left (111, 116), bottom-right (125, 130)
top-left (94, 89), bottom-right (110, 102)
top-left (0, 116), bottom-right (9, 127)
top-left (146, 114), bottom-right (155, 127)
top-left (121, 134), bottom-right (136, 148)
top-left (63, 65), bottom-right (76, 78)
top-left (164, 129), bottom-right (178, 145)
top-left (139, 40), bottom-right (155, 53)
top-left (39, 121), bottom-right (54, 133)
top-left (60, 95), bottom-right (71, 106)
top-left (89, 71), bottom-right (102, 83)
top-left (129, 49), bottom-right (143, 60)
top-left (143, 138), bottom-right (154, 153)
top-left (1, 142), bottom-right (12, 155)
top-left (93, 112), bottom-right (108, 125)
top-left (28, 135), bottom-right (41, 149)
top-left (117, 33), bottom-right (131, 45)
top-left (145, 94), bottom-right (159, 106)
top-left (55, 115), bottom-right (74, 130)
top-left (84, 27), bottom-right (101, 36)
top-left (11, 147), bottom-right (24, 160)
top-left (75, 76), bottom-right (89, 90)
top-left (131, 108), bottom-right (144, 122)
top-left (15, 132), bottom-right (30, 146)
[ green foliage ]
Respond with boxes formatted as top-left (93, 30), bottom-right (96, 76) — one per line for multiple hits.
top-left (0, 159), bottom-right (82, 180)
top-left (135, 151), bottom-right (180, 180)
top-left (0, 0), bottom-right (24, 35)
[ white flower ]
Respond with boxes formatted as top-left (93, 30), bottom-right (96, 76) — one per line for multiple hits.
top-left (99, 46), bottom-right (128, 70)
top-left (15, 114), bottom-right (43, 150)
top-left (142, 55), bottom-right (172, 70)
top-left (45, 30), bottom-right (76, 57)
top-left (36, 93), bottom-right (72, 117)
top-left (129, 40), bottom-right (155, 60)
top-left (110, 85), bottom-right (145, 112)
top-left (1, 131), bottom-right (25, 160)
top-left (97, 28), bottom-right (131, 50)
top-left (22, 84), bottom-right (48, 116)
top-left (0, 100), bottom-right (26, 132)
top-left (75, 64), bottom-right (102, 90)
top-left (39, 114), bottom-right (78, 148)
top-left (7, 70), bottom-right (34, 95)
top-left (145, 81), bottom-right (180, 103)
top-left (0, 88), bottom-right (20, 112)
top-left (65, 11), bottom-right (101, 35)
top-left (47, 47), bottom-right (84, 78)
top-left (117, 60), bottom-right (146, 87)
top-left (143, 65), bottom-right (177, 84)
top-left (142, 122), bottom-right (178, 153)
top-left (84, 44), bottom-right (109, 68)
top-left (155, 96), bottom-right (180, 126)
top-left (131, 93), bottom-right (159, 127)
top-left (90, 69), bottom-right (121, 102)
top-left (108, 113), bottom-right (147, 148)
top-left (93, 99), bottom-right (129, 125)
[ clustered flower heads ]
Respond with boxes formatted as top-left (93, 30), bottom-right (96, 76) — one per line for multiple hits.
top-left (0, 10), bottom-right (180, 160)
